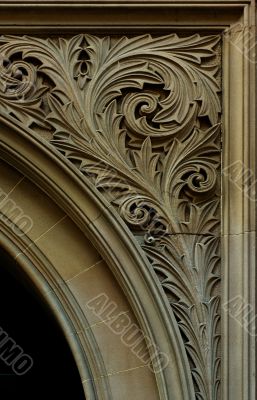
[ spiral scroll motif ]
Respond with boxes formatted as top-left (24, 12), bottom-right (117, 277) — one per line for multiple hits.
top-left (0, 54), bottom-right (40, 101)
top-left (176, 163), bottom-right (217, 198)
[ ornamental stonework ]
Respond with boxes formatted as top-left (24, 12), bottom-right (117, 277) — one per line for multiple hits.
top-left (0, 33), bottom-right (221, 400)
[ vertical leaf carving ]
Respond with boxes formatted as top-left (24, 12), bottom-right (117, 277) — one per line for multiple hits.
top-left (0, 33), bottom-right (221, 399)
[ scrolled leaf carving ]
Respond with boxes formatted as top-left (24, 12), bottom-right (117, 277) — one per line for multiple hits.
top-left (0, 33), bottom-right (221, 400)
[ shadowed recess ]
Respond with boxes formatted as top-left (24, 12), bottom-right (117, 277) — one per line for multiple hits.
top-left (0, 247), bottom-right (85, 400)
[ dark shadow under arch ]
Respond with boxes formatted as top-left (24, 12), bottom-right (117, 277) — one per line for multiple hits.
top-left (0, 247), bottom-right (85, 399)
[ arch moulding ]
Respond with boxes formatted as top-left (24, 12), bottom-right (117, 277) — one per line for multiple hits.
top-left (0, 2), bottom-right (255, 400)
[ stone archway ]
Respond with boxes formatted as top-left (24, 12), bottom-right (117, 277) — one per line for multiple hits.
top-left (0, 4), bottom-right (255, 398)
top-left (0, 120), bottom-right (192, 400)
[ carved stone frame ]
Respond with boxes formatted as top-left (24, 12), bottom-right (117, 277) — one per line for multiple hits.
top-left (0, 1), bottom-right (255, 399)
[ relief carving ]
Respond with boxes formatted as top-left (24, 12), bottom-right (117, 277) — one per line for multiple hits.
top-left (0, 33), bottom-right (221, 399)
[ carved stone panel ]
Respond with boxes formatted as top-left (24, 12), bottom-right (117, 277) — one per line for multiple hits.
top-left (0, 33), bottom-right (221, 400)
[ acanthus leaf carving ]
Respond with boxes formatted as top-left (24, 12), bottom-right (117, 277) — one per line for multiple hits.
top-left (0, 33), bottom-right (221, 400)
top-left (144, 234), bottom-right (220, 399)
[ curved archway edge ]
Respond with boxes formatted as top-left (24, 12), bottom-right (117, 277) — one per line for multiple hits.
top-left (0, 116), bottom-right (194, 400)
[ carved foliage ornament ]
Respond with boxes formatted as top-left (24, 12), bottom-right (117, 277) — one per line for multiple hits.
top-left (0, 33), bottom-right (221, 399)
